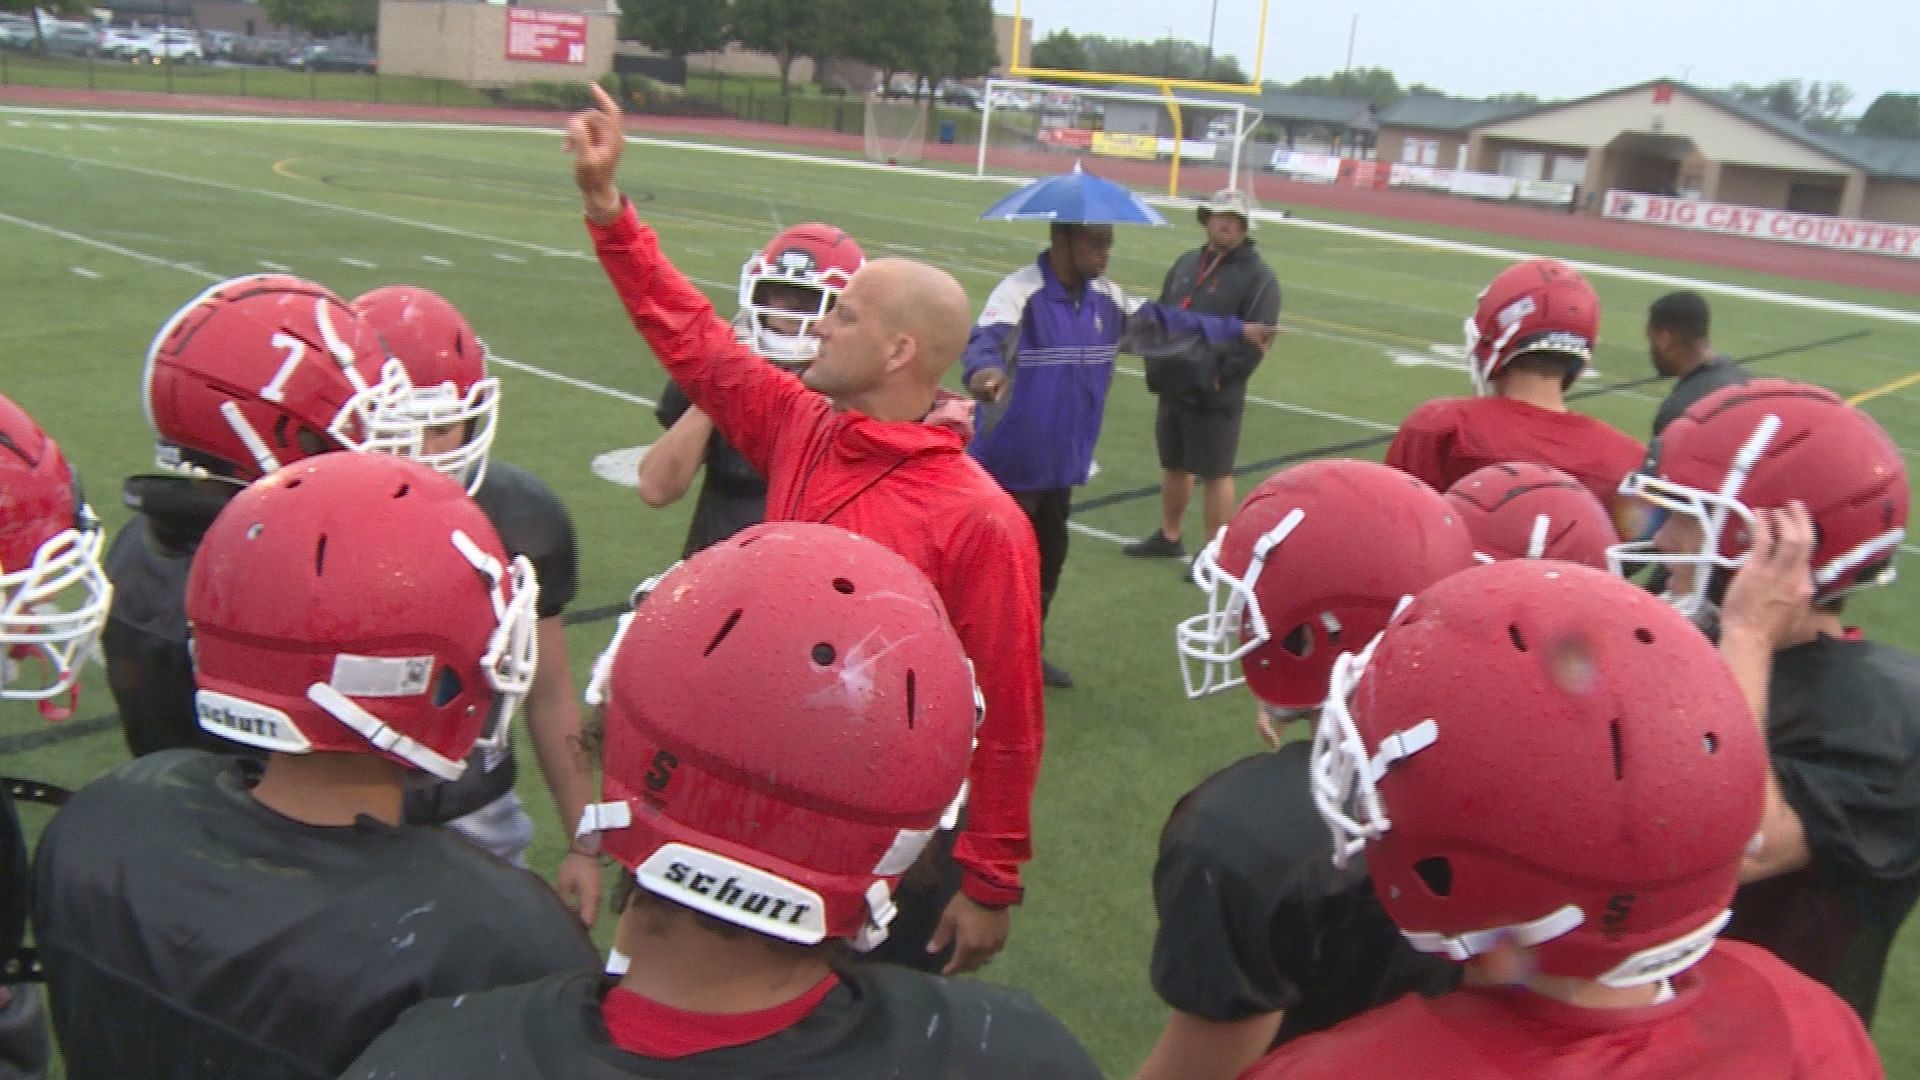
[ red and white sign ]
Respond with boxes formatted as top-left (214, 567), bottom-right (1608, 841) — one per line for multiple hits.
top-left (1604, 190), bottom-right (1920, 260)
top-left (506, 8), bottom-right (587, 65)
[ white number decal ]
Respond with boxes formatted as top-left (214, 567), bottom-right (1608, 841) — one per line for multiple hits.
top-left (262, 332), bottom-right (307, 403)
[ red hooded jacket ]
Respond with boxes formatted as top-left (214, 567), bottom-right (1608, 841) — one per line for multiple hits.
top-left (590, 203), bottom-right (1043, 906)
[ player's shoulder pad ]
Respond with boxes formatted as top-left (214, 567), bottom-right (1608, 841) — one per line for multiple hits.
top-left (855, 965), bottom-right (1103, 1077)
top-left (341, 973), bottom-right (599, 1077)
top-left (471, 461), bottom-right (577, 557)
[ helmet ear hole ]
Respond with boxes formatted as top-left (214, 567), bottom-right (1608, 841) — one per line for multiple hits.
top-left (1280, 624), bottom-right (1314, 658)
top-left (431, 666), bottom-right (463, 707)
top-left (1413, 856), bottom-right (1453, 898)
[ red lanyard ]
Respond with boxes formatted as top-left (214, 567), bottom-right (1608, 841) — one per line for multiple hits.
top-left (1180, 248), bottom-right (1229, 310)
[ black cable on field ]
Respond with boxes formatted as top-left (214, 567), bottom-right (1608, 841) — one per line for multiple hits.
top-left (1074, 328), bottom-right (1876, 517)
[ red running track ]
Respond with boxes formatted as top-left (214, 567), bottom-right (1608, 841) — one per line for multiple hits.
top-left (2, 83), bottom-right (1916, 298)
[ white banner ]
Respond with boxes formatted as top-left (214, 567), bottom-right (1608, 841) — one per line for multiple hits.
top-left (1386, 166), bottom-right (1572, 205)
top-left (1449, 172), bottom-right (1519, 199)
top-left (1389, 163), bottom-right (1454, 191)
top-left (1603, 191), bottom-right (1920, 259)
top-left (1269, 150), bottom-right (1342, 182)
top-left (1160, 138), bottom-right (1218, 162)
top-left (1516, 179), bottom-right (1577, 206)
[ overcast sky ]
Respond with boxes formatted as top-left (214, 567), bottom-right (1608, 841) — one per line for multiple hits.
top-left (1003, 0), bottom-right (1917, 109)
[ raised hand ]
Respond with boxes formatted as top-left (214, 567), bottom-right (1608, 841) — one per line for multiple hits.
top-left (565, 82), bottom-right (626, 224)
top-left (1720, 501), bottom-right (1816, 649)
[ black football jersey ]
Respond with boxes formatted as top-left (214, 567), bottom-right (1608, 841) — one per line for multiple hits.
top-left (405, 461), bottom-right (578, 824)
top-left (1150, 744), bottom-right (1459, 1043)
top-left (1724, 634), bottom-right (1920, 1023)
top-left (340, 963), bottom-right (1101, 1079)
top-left (657, 379), bottom-right (768, 556)
top-left (102, 476), bottom-right (242, 757)
top-left (32, 751), bottom-right (599, 1079)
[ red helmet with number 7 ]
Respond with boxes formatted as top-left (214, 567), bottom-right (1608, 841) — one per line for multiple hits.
top-left (1177, 459), bottom-right (1477, 707)
top-left (737, 224), bottom-right (865, 366)
top-left (1464, 258), bottom-right (1600, 395)
top-left (144, 275), bottom-right (420, 483)
top-left (0, 393), bottom-right (111, 717)
top-left (578, 523), bottom-right (981, 950)
top-left (351, 286), bottom-right (500, 494)
top-left (1609, 378), bottom-right (1908, 618)
top-left (186, 453), bottom-right (539, 779)
top-left (1312, 560), bottom-right (1765, 989)
top-left (1446, 462), bottom-right (1615, 569)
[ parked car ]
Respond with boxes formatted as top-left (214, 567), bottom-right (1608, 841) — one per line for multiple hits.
top-left (287, 40), bottom-right (375, 73)
top-left (97, 26), bottom-right (146, 57)
top-left (0, 16), bottom-right (36, 50)
top-left (940, 84), bottom-right (982, 111)
top-left (127, 29), bottom-right (204, 63)
top-left (200, 28), bottom-right (236, 58)
top-left (40, 21), bottom-right (100, 57)
top-left (231, 34), bottom-right (293, 65)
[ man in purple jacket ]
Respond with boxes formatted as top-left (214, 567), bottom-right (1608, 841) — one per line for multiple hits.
top-left (965, 222), bottom-right (1273, 688)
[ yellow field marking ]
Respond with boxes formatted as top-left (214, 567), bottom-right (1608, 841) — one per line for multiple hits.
top-left (1848, 369), bottom-right (1920, 406)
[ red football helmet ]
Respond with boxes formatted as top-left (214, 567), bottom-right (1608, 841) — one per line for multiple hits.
top-left (1178, 460), bottom-right (1477, 707)
top-left (578, 523), bottom-right (981, 949)
top-left (1446, 462), bottom-right (1616, 569)
top-left (1463, 258), bottom-right (1600, 395)
top-left (1313, 560), bottom-right (1765, 988)
top-left (186, 453), bottom-right (538, 779)
top-left (144, 275), bottom-right (419, 483)
top-left (1610, 379), bottom-right (1908, 617)
top-left (0, 394), bottom-right (111, 717)
top-left (351, 286), bottom-right (500, 494)
top-left (737, 224), bottom-right (865, 366)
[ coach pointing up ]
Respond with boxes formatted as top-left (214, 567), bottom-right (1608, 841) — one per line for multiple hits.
top-left (566, 85), bottom-right (1044, 976)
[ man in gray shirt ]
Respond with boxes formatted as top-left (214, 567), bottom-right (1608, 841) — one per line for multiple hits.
top-left (1645, 290), bottom-right (1749, 461)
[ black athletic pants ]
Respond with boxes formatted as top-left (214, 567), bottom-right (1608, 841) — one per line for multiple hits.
top-left (1011, 487), bottom-right (1070, 622)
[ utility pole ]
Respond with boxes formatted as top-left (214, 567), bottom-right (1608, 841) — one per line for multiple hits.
top-left (1205, 0), bottom-right (1219, 76)
top-left (1344, 14), bottom-right (1358, 75)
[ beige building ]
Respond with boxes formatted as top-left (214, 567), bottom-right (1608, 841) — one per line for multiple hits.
top-left (993, 12), bottom-right (1030, 76)
top-left (379, 0), bottom-right (615, 87)
top-left (1376, 94), bottom-right (1531, 171)
top-left (1461, 81), bottom-right (1920, 222)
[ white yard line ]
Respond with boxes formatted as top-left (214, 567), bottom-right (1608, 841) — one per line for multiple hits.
top-left (0, 208), bottom-right (220, 281)
top-left (0, 208), bottom-right (650, 410)
top-left (5, 104), bottom-right (1918, 323)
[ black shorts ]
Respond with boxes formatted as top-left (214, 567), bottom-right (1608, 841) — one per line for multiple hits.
top-left (1156, 397), bottom-right (1245, 479)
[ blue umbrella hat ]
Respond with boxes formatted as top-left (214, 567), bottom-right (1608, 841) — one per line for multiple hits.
top-left (978, 162), bottom-right (1169, 226)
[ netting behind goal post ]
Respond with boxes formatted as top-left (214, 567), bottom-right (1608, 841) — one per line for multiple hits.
top-left (864, 95), bottom-right (929, 164)
top-left (974, 78), bottom-right (1263, 199)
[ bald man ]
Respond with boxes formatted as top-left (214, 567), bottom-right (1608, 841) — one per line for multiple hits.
top-left (569, 86), bottom-right (1044, 976)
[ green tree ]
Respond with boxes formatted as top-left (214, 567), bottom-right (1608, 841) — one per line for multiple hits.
top-left (1858, 93), bottom-right (1920, 139)
top-left (731, 0), bottom-right (824, 96)
top-left (257, 0), bottom-right (375, 39)
top-left (1062, 33), bottom-right (1246, 82)
top-left (840, 0), bottom-right (941, 95)
top-left (621, 0), bottom-right (732, 61)
top-left (946, 0), bottom-right (999, 79)
top-left (1291, 66), bottom-right (1401, 109)
top-left (1732, 78), bottom-right (1853, 132)
top-left (1028, 28), bottom-right (1086, 71)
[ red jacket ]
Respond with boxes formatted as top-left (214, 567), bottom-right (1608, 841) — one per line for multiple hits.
top-left (1242, 940), bottom-right (1881, 1079)
top-left (1386, 396), bottom-right (1645, 511)
top-left (590, 203), bottom-right (1043, 906)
